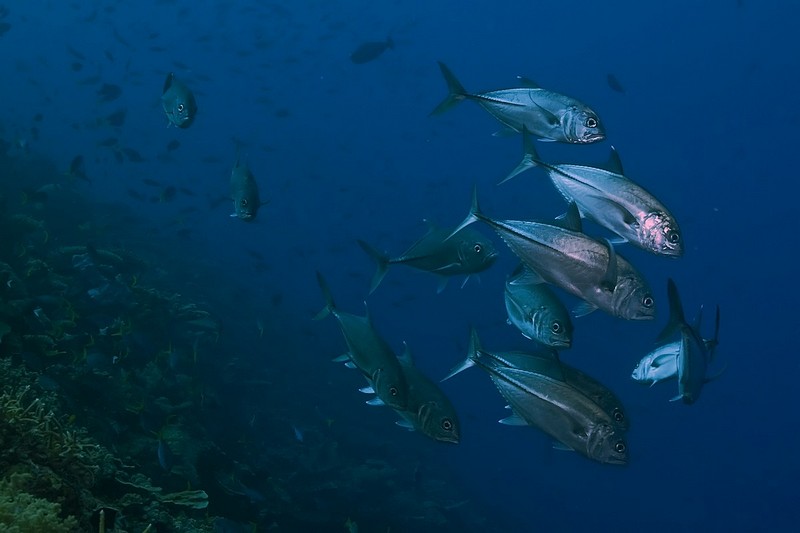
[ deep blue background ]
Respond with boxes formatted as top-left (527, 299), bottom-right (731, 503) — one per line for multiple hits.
top-left (1, 1), bottom-right (795, 531)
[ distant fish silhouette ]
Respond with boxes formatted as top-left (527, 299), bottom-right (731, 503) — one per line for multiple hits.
top-left (350, 36), bottom-right (394, 64)
top-left (606, 73), bottom-right (626, 94)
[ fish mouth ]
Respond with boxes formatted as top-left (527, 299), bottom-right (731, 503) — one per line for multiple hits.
top-left (579, 133), bottom-right (606, 143)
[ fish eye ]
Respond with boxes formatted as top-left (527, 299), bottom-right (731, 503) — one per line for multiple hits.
top-left (473, 244), bottom-right (482, 253)
top-left (551, 321), bottom-right (561, 333)
top-left (614, 441), bottom-right (626, 453)
top-left (240, 199), bottom-right (248, 207)
top-left (177, 103), bottom-right (184, 112)
top-left (668, 231), bottom-right (680, 244)
top-left (585, 117), bottom-right (598, 128)
top-left (642, 295), bottom-right (654, 308)
top-left (389, 386), bottom-right (398, 397)
top-left (441, 418), bottom-right (453, 431)
top-left (613, 408), bottom-right (624, 422)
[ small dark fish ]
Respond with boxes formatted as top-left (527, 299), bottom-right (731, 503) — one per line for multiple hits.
top-left (106, 109), bottom-right (126, 127)
top-left (229, 156), bottom-right (264, 222)
top-left (157, 437), bottom-right (174, 472)
top-left (104, 50), bottom-right (114, 62)
top-left (142, 178), bottom-right (161, 187)
top-left (606, 73), bottom-right (626, 94)
top-left (66, 45), bottom-right (85, 60)
top-left (179, 187), bottom-right (196, 197)
top-left (97, 137), bottom-right (118, 147)
top-left (127, 189), bottom-right (146, 201)
top-left (121, 147), bottom-right (145, 162)
top-left (33, 113), bottom-right (43, 123)
top-left (166, 139), bottom-right (180, 151)
top-left (161, 72), bottom-right (197, 128)
top-left (160, 186), bottom-right (177, 202)
top-left (97, 83), bottom-right (122, 102)
top-left (0, 22), bottom-right (10, 38)
top-left (350, 36), bottom-right (394, 64)
top-left (70, 62), bottom-right (83, 72)
top-left (66, 155), bottom-right (90, 182)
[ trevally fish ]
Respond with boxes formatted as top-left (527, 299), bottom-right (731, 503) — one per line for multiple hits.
top-left (314, 272), bottom-right (409, 411)
top-left (657, 279), bottom-right (721, 404)
top-left (229, 156), bottom-right (265, 222)
top-left (358, 224), bottom-right (498, 294)
top-left (350, 36), bottom-right (394, 64)
top-left (392, 343), bottom-right (460, 444)
top-left (447, 330), bottom-right (627, 465)
top-left (161, 72), bottom-right (197, 128)
top-left (501, 127), bottom-right (683, 257)
top-left (452, 187), bottom-right (655, 320)
top-left (444, 328), bottom-right (628, 432)
top-left (430, 61), bottom-right (605, 144)
top-left (504, 263), bottom-right (573, 348)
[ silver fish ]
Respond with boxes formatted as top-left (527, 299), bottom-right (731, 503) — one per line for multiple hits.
top-left (430, 62), bottom-right (605, 144)
top-left (394, 344), bottom-right (460, 444)
top-left (501, 128), bottom-right (683, 257)
top-left (657, 279), bottom-right (721, 404)
top-left (452, 187), bottom-right (655, 320)
top-left (229, 156), bottom-right (264, 222)
top-left (314, 272), bottom-right (409, 411)
top-left (631, 340), bottom-right (680, 386)
top-left (444, 328), bottom-right (628, 432)
top-left (449, 332), bottom-right (626, 465)
top-left (161, 72), bottom-right (197, 128)
top-left (504, 263), bottom-right (573, 348)
top-left (358, 224), bottom-right (498, 294)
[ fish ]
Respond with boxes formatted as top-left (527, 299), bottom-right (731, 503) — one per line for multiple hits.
top-left (357, 224), bottom-right (498, 294)
top-left (97, 83), bottom-right (122, 102)
top-left (452, 186), bottom-right (656, 320)
top-left (447, 329), bottom-right (627, 464)
top-left (504, 263), bottom-right (573, 348)
top-left (65, 155), bottom-right (90, 183)
top-left (394, 343), bottom-right (460, 443)
top-left (314, 272), bottom-right (409, 411)
top-left (350, 36), bottom-right (394, 64)
top-left (445, 327), bottom-right (628, 432)
top-left (430, 61), bottom-right (605, 144)
top-left (501, 128), bottom-right (683, 257)
top-left (606, 73), bottom-right (626, 94)
top-left (658, 279), bottom-right (721, 404)
top-left (161, 72), bottom-right (197, 128)
top-left (229, 156), bottom-right (265, 222)
top-left (631, 340), bottom-right (680, 386)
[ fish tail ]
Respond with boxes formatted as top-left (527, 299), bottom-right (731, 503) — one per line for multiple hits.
top-left (313, 271), bottom-right (337, 320)
top-left (498, 125), bottom-right (541, 185)
top-left (441, 326), bottom-right (480, 381)
top-left (445, 184), bottom-right (482, 242)
top-left (357, 239), bottom-right (390, 295)
top-left (656, 278), bottom-right (686, 342)
top-left (429, 61), bottom-right (468, 116)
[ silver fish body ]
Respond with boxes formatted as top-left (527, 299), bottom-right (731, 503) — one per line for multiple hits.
top-left (504, 263), bottom-right (573, 348)
top-left (358, 225), bottom-right (498, 294)
top-left (161, 73), bottom-right (197, 129)
top-left (431, 62), bottom-right (604, 144)
top-left (503, 132), bottom-right (683, 257)
top-left (230, 158), bottom-right (262, 222)
top-left (315, 273), bottom-right (409, 411)
top-left (479, 358), bottom-right (627, 465)
top-left (454, 189), bottom-right (655, 320)
top-left (631, 340), bottom-right (680, 385)
top-left (395, 345), bottom-right (460, 444)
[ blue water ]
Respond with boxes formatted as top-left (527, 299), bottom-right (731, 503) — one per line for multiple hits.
top-left (0, 1), bottom-right (795, 531)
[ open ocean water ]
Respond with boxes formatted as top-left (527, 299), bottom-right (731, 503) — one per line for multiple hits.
top-left (0, 1), bottom-right (795, 532)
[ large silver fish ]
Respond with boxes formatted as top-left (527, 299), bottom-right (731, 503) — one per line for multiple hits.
top-left (229, 156), bottom-right (264, 222)
top-left (393, 344), bottom-right (460, 444)
top-left (631, 340), bottom-right (680, 386)
top-left (430, 62), bottom-right (605, 144)
top-left (314, 272), bottom-right (409, 411)
top-left (161, 73), bottom-right (197, 128)
top-left (358, 224), bottom-right (498, 294)
top-left (452, 187), bottom-right (655, 320)
top-left (501, 128), bottom-right (683, 257)
top-left (658, 279), bottom-right (721, 404)
top-left (504, 263), bottom-right (573, 348)
top-left (444, 328), bottom-right (628, 432)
